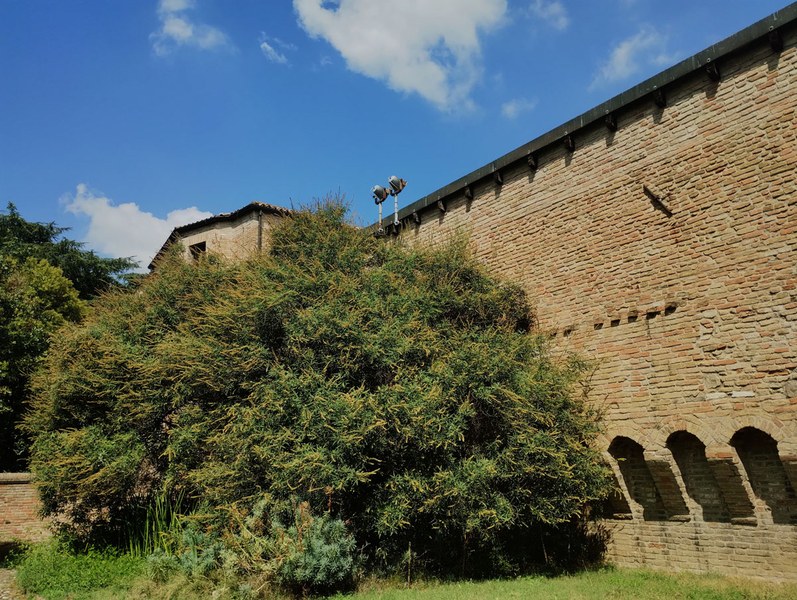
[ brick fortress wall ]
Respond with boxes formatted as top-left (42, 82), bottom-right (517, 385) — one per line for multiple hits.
top-left (394, 17), bottom-right (797, 581)
top-left (0, 473), bottom-right (49, 542)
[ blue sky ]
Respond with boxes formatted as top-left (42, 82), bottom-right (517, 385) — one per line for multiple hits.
top-left (1, 0), bottom-right (792, 269)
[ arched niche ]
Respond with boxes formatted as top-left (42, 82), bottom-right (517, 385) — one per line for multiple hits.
top-left (608, 436), bottom-right (668, 521)
top-left (667, 431), bottom-right (730, 522)
top-left (731, 427), bottom-right (797, 524)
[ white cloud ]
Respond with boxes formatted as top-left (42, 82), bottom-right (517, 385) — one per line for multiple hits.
top-left (501, 97), bottom-right (537, 119)
top-left (64, 184), bottom-right (214, 271)
top-left (159, 0), bottom-right (194, 12)
top-left (261, 40), bottom-right (288, 64)
top-left (151, 0), bottom-right (231, 56)
top-left (529, 0), bottom-right (569, 31)
top-left (260, 35), bottom-right (295, 64)
top-left (293, 0), bottom-right (507, 112)
top-left (590, 26), bottom-right (677, 90)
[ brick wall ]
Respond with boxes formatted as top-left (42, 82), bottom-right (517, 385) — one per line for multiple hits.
top-left (398, 21), bottom-right (797, 581)
top-left (179, 211), bottom-right (283, 263)
top-left (0, 473), bottom-right (49, 542)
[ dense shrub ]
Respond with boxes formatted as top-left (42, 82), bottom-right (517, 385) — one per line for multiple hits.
top-left (26, 201), bottom-right (609, 580)
top-left (271, 501), bottom-right (357, 595)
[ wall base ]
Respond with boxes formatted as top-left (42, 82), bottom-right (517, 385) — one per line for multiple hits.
top-left (602, 519), bottom-right (797, 582)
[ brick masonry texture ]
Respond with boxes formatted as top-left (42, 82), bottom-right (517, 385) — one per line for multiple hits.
top-left (399, 27), bottom-right (797, 581)
top-left (0, 474), bottom-right (49, 542)
top-left (179, 211), bottom-right (283, 264)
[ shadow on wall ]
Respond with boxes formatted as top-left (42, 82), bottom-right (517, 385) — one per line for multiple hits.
top-left (731, 427), bottom-right (797, 524)
top-left (605, 427), bottom-right (797, 525)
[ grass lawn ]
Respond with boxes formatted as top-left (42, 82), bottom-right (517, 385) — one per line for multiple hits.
top-left (9, 541), bottom-right (145, 600)
top-left (337, 569), bottom-right (797, 600)
top-left (9, 541), bottom-right (797, 600)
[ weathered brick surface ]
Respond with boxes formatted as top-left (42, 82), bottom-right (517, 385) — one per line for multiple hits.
top-left (400, 29), bottom-right (797, 580)
top-left (0, 474), bottom-right (49, 542)
top-left (602, 520), bottom-right (797, 582)
top-left (179, 211), bottom-right (283, 263)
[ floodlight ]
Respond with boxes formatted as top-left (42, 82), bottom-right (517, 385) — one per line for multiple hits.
top-left (372, 176), bottom-right (408, 236)
top-left (388, 176), bottom-right (407, 195)
top-left (372, 185), bottom-right (389, 204)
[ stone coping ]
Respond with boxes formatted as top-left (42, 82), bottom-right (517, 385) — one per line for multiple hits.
top-left (0, 473), bottom-right (32, 484)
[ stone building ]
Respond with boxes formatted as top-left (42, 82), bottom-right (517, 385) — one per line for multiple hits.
top-left (148, 201), bottom-right (291, 270)
top-left (146, 4), bottom-right (797, 581)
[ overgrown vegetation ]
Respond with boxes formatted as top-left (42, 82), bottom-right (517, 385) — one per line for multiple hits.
top-left (26, 201), bottom-right (609, 592)
top-left (0, 255), bottom-right (84, 469)
top-left (337, 569), bottom-right (797, 600)
top-left (0, 202), bottom-right (136, 300)
top-left (0, 202), bottom-right (136, 470)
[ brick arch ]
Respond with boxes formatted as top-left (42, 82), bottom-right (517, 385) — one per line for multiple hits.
top-left (666, 430), bottom-right (730, 522)
top-left (651, 416), bottom-right (720, 452)
top-left (709, 417), bottom-right (797, 456)
top-left (607, 435), bottom-right (670, 521)
top-left (597, 426), bottom-right (657, 455)
top-left (730, 426), bottom-right (797, 524)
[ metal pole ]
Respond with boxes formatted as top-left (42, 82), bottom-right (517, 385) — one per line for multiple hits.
top-left (393, 193), bottom-right (399, 227)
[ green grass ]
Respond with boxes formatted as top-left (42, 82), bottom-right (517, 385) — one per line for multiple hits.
top-left (336, 569), bottom-right (797, 600)
top-left (11, 544), bottom-right (797, 600)
top-left (14, 541), bottom-right (145, 600)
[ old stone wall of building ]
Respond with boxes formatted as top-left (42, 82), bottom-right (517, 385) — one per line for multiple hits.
top-left (0, 473), bottom-right (49, 542)
top-left (397, 20), bottom-right (797, 581)
top-left (178, 211), bottom-right (284, 264)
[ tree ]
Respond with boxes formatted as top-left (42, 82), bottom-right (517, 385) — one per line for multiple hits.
top-left (0, 204), bottom-right (136, 470)
top-left (0, 203), bottom-right (137, 299)
top-left (26, 202), bottom-right (609, 576)
top-left (0, 256), bottom-right (83, 470)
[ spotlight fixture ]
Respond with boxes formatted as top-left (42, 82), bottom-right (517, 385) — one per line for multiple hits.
top-left (372, 185), bottom-right (388, 204)
top-left (372, 185), bottom-right (388, 235)
top-left (388, 176), bottom-right (407, 195)
top-left (371, 175), bottom-right (407, 233)
top-left (388, 176), bottom-right (407, 227)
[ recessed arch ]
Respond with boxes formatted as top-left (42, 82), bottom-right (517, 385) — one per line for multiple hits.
top-left (667, 431), bottom-right (729, 522)
top-left (731, 427), bottom-right (797, 524)
top-left (608, 436), bottom-right (668, 521)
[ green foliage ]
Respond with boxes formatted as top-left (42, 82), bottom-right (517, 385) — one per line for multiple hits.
top-left (26, 200), bottom-right (609, 578)
top-left (271, 501), bottom-right (357, 595)
top-left (0, 202), bottom-right (136, 470)
top-left (14, 540), bottom-right (144, 600)
top-left (0, 202), bottom-right (137, 300)
top-left (0, 255), bottom-right (84, 470)
top-left (128, 492), bottom-right (187, 558)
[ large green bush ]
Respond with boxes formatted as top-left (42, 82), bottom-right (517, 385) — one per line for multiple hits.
top-left (26, 202), bottom-right (608, 579)
top-left (0, 255), bottom-right (84, 469)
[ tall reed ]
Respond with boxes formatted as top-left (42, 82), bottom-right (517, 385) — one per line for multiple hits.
top-left (127, 492), bottom-right (185, 557)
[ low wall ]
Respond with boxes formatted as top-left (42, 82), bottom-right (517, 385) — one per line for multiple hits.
top-left (0, 473), bottom-right (49, 542)
top-left (603, 519), bottom-right (797, 582)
